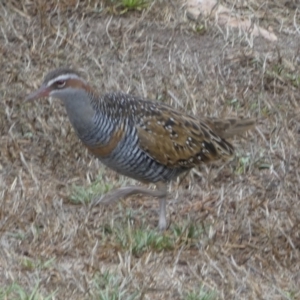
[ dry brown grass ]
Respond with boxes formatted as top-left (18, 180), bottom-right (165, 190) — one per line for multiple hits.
top-left (1, 0), bottom-right (300, 299)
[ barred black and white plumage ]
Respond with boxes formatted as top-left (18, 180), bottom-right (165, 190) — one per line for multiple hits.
top-left (25, 67), bottom-right (255, 230)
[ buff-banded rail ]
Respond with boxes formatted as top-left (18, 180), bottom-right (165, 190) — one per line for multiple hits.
top-left (26, 68), bottom-right (255, 230)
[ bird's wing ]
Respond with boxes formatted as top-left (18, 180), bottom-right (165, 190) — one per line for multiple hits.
top-left (202, 117), bottom-right (256, 139)
top-left (136, 103), bottom-right (234, 168)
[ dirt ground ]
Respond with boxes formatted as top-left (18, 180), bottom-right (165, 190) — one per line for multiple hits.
top-left (1, 0), bottom-right (300, 299)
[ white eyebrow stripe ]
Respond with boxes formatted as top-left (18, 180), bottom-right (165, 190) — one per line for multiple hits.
top-left (46, 74), bottom-right (82, 86)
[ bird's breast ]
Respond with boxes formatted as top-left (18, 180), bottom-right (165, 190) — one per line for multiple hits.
top-left (85, 126), bottom-right (124, 158)
top-left (83, 122), bottom-right (186, 183)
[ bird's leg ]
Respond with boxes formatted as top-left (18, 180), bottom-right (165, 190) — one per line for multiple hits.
top-left (92, 182), bottom-right (168, 230)
top-left (156, 182), bottom-right (168, 231)
top-left (92, 185), bottom-right (166, 205)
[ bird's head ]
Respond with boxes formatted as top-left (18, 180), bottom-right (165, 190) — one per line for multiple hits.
top-left (25, 68), bottom-right (89, 101)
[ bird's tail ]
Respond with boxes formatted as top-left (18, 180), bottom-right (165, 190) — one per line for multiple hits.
top-left (204, 117), bottom-right (256, 139)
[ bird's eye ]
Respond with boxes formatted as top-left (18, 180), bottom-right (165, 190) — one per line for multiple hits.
top-left (56, 80), bottom-right (66, 88)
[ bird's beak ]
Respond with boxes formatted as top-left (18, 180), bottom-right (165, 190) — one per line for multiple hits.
top-left (25, 85), bottom-right (51, 101)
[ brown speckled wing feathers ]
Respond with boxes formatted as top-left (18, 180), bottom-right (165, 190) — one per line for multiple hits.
top-left (136, 103), bottom-right (236, 168)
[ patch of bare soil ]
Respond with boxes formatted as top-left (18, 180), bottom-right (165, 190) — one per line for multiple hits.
top-left (0, 0), bottom-right (299, 299)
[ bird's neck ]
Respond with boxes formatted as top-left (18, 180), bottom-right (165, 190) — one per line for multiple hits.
top-left (61, 88), bottom-right (98, 140)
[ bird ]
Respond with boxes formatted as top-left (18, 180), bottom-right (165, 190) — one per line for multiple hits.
top-left (25, 67), bottom-right (255, 230)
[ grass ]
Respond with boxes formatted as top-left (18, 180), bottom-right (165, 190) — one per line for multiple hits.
top-left (102, 0), bottom-right (150, 13)
top-left (121, 0), bottom-right (148, 11)
top-left (93, 219), bottom-right (206, 256)
top-left (0, 282), bottom-right (56, 300)
top-left (115, 226), bottom-right (175, 254)
top-left (184, 287), bottom-right (216, 300)
top-left (92, 270), bottom-right (140, 300)
top-left (1, 0), bottom-right (300, 299)
top-left (70, 176), bottom-right (113, 204)
top-left (21, 257), bottom-right (56, 271)
top-left (235, 154), bottom-right (252, 174)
